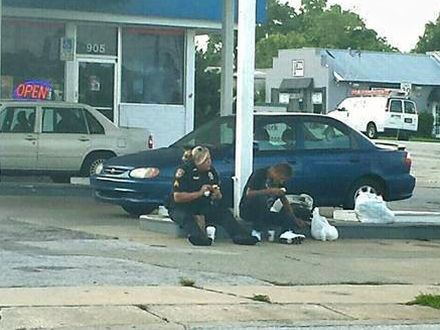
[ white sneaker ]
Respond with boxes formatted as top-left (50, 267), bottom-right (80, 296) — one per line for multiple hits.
top-left (206, 226), bottom-right (216, 242)
top-left (251, 229), bottom-right (262, 242)
top-left (279, 230), bottom-right (305, 244)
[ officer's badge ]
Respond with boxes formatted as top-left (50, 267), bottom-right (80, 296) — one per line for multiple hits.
top-left (208, 171), bottom-right (214, 180)
top-left (173, 180), bottom-right (180, 188)
top-left (175, 168), bottom-right (185, 178)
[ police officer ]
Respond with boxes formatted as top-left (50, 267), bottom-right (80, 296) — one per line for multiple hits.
top-left (168, 146), bottom-right (258, 246)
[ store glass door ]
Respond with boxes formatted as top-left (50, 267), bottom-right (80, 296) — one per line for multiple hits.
top-left (79, 61), bottom-right (115, 121)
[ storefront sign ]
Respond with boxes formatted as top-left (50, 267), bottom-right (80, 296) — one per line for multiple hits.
top-left (279, 93), bottom-right (290, 104)
top-left (14, 80), bottom-right (53, 100)
top-left (60, 37), bottom-right (75, 61)
top-left (292, 60), bottom-right (305, 77)
top-left (312, 92), bottom-right (323, 104)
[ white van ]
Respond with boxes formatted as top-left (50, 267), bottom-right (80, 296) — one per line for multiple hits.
top-left (328, 94), bottom-right (418, 139)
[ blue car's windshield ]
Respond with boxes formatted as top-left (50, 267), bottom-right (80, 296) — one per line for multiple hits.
top-left (172, 116), bottom-right (235, 148)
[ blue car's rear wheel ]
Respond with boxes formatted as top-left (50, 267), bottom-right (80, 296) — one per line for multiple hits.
top-left (121, 204), bottom-right (158, 217)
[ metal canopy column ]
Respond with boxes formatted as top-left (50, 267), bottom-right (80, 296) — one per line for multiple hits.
top-left (220, 0), bottom-right (234, 116)
top-left (233, 0), bottom-right (256, 217)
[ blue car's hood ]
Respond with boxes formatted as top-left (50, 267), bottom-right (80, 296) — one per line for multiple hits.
top-left (106, 147), bottom-right (183, 168)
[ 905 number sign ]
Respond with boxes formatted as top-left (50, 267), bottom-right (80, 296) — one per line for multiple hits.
top-left (86, 43), bottom-right (106, 54)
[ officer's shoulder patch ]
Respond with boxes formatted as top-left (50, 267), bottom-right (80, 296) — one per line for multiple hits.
top-left (175, 168), bottom-right (185, 178)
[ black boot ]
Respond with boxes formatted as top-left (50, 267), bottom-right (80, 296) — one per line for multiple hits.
top-left (188, 235), bottom-right (212, 246)
top-left (232, 235), bottom-right (259, 245)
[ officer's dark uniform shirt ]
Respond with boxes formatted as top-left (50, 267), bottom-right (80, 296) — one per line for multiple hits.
top-left (239, 167), bottom-right (286, 216)
top-left (169, 161), bottom-right (220, 214)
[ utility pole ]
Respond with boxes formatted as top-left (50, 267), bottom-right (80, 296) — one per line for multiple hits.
top-left (234, 0), bottom-right (256, 217)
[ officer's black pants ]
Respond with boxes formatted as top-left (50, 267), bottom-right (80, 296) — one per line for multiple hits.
top-left (241, 196), bottom-right (297, 233)
top-left (169, 206), bottom-right (247, 240)
top-left (246, 209), bottom-right (295, 233)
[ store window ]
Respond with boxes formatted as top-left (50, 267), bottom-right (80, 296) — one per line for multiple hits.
top-left (1, 19), bottom-right (65, 100)
top-left (121, 27), bottom-right (184, 105)
top-left (77, 25), bottom-right (117, 56)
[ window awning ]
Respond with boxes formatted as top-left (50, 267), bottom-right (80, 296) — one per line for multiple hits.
top-left (279, 78), bottom-right (313, 92)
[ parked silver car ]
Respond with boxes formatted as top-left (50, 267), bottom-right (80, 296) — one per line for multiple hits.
top-left (0, 101), bottom-right (150, 182)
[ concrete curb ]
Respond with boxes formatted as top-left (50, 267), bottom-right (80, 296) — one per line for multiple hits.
top-left (139, 214), bottom-right (440, 240)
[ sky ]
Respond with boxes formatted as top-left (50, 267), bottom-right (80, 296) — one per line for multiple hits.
top-left (286, 0), bottom-right (440, 52)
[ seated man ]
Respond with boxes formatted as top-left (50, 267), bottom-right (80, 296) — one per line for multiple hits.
top-left (239, 163), bottom-right (307, 244)
top-left (168, 146), bottom-right (258, 246)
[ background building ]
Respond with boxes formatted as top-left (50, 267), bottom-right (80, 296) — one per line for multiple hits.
top-left (0, 0), bottom-right (266, 147)
top-left (264, 48), bottom-right (440, 137)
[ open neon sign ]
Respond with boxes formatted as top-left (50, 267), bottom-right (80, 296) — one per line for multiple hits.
top-left (14, 80), bottom-right (53, 100)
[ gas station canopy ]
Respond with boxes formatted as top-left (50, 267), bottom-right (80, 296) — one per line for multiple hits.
top-left (5, 0), bottom-right (266, 23)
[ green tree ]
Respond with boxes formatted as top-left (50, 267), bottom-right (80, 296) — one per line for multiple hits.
top-left (256, 32), bottom-right (307, 68)
top-left (414, 14), bottom-right (440, 53)
top-left (301, 0), bottom-right (327, 15)
top-left (256, 0), bottom-right (300, 42)
top-left (194, 49), bottom-right (221, 127)
top-left (195, 0), bottom-right (395, 123)
top-left (255, 1), bottom-right (393, 68)
top-left (304, 4), bottom-right (393, 51)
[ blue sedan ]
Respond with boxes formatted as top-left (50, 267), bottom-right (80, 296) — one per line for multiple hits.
top-left (91, 113), bottom-right (415, 216)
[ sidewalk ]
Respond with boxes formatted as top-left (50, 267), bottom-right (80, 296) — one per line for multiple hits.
top-left (1, 285), bottom-right (440, 329)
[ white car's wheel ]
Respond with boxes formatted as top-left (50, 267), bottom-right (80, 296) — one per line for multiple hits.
top-left (81, 152), bottom-right (115, 177)
top-left (366, 122), bottom-right (377, 139)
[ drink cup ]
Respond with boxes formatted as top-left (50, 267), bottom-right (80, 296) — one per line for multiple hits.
top-left (267, 230), bottom-right (275, 242)
top-left (206, 226), bottom-right (216, 241)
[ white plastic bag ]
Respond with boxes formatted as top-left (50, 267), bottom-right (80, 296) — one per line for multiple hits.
top-left (311, 208), bottom-right (339, 241)
top-left (354, 192), bottom-right (395, 223)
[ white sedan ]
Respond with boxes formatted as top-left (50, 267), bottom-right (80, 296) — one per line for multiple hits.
top-left (0, 101), bottom-right (151, 182)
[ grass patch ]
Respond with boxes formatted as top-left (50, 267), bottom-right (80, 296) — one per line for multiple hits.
top-left (379, 136), bottom-right (440, 143)
top-left (410, 137), bottom-right (440, 143)
top-left (251, 294), bottom-right (271, 303)
top-left (407, 294), bottom-right (440, 309)
top-left (179, 277), bottom-right (196, 287)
